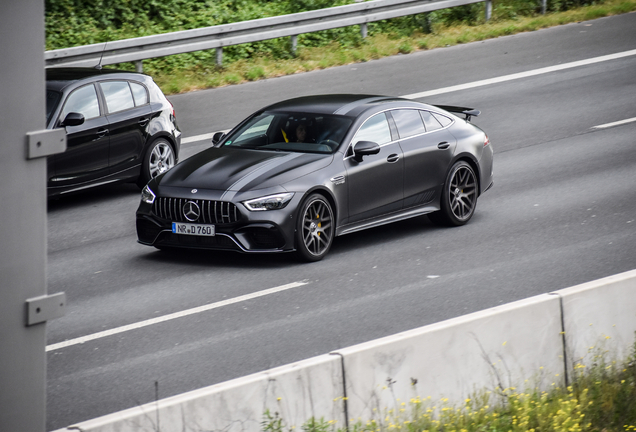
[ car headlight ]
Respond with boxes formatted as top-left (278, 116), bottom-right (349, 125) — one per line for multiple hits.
top-left (243, 192), bottom-right (294, 211)
top-left (141, 185), bottom-right (156, 204)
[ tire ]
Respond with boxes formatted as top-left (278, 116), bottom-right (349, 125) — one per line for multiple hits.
top-left (429, 160), bottom-right (478, 226)
top-left (137, 138), bottom-right (175, 188)
top-left (295, 194), bottom-right (335, 262)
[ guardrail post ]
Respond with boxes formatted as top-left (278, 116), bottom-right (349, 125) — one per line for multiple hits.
top-left (485, 0), bottom-right (492, 21)
top-left (542, 0), bottom-right (547, 14)
top-left (216, 47), bottom-right (223, 66)
top-left (290, 35), bottom-right (298, 56)
top-left (135, 60), bottom-right (143, 73)
top-left (360, 22), bottom-right (368, 39)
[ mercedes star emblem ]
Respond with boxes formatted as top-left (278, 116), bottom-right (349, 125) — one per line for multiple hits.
top-left (183, 201), bottom-right (201, 222)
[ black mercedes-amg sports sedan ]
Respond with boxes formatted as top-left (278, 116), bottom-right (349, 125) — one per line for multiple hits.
top-left (136, 95), bottom-right (493, 261)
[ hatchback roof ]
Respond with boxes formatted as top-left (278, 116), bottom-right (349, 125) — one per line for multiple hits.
top-left (45, 67), bottom-right (136, 82)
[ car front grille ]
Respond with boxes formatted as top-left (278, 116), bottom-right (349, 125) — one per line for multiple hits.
top-left (152, 197), bottom-right (241, 224)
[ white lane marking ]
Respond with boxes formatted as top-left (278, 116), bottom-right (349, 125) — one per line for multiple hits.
top-left (402, 49), bottom-right (636, 99)
top-left (182, 132), bottom-right (217, 144)
top-left (179, 49), bottom-right (636, 144)
top-left (46, 280), bottom-right (310, 352)
top-left (591, 117), bottom-right (636, 129)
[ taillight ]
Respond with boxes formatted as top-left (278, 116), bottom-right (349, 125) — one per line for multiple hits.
top-left (169, 101), bottom-right (176, 118)
top-left (484, 135), bottom-right (490, 146)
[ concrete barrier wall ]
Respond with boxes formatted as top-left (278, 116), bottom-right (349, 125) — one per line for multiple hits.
top-left (338, 294), bottom-right (564, 424)
top-left (53, 269), bottom-right (636, 432)
top-left (554, 270), bottom-right (636, 383)
top-left (55, 354), bottom-right (344, 432)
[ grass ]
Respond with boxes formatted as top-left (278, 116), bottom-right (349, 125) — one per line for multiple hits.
top-left (143, 0), bottom-right (636, 94)
top-left (263, 341), bottom-right (636, 432)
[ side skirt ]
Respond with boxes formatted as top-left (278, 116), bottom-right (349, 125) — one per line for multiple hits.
top-left (336, 204), bottom-right (438, 237)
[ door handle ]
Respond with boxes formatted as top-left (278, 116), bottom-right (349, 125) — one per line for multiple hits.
top-left (96, 128), bottom-right (108, 138)
top-left (138, 117), bottom-right (149, 127)
top-left (387, 154), bottom-right (400, 163)
top-left (437, 141), bottom-right (450, 150)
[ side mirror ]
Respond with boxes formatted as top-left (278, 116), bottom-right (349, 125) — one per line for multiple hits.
top-left (60, 112), bottom-right (85, 127)
top-left (353, 140), bottom-right (380, 162)
top-left (212, 131), bottom-right (225, 145)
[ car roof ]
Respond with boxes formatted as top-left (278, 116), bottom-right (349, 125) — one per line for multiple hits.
top-left (45, 67), bottom-right (148, 92)
top-left (262, 94), bottom-right (410, 117)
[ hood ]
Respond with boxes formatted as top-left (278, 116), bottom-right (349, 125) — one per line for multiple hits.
top-left (159, 147), bottom-right (333, 193)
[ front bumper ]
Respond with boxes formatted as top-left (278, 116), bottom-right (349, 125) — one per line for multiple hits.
top-left (136, 195), bottom-right (300, 253)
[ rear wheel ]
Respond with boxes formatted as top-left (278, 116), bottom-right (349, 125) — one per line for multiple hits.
top-left (296, 194), bottom-right (334, 262)
top-left (137, 138), bottom-right (175, 188)
top-left (429, 160), bottom-right (478, 226)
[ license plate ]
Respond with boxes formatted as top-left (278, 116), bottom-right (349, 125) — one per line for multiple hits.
top-left (172, 222), bottom-right (215, 236)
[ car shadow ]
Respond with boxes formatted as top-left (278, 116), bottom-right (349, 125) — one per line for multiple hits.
top-left (136, 214), bottom-right (458, 269)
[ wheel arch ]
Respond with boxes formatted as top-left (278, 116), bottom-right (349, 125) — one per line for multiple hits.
top-left (297, 186), bottom-right (339, 228)
top-left (450, 153), bottom-right (481, 196)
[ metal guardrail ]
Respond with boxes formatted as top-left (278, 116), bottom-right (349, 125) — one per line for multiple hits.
top-left (45, 0), bottom-right (491, 70)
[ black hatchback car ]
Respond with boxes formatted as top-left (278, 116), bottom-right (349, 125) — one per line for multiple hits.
top-left (46, 68), bottom-right (181, 196)
top-left (137, 95), bottom-right (493, 262)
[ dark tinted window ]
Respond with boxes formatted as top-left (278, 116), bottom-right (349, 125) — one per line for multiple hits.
top-left (130, 82), bottom-right (149, 106)
top-left (420, 110), bottom-right (443, 131)
top-left (391, 109), bottom-right (425, 139)
top-left (46, 90), bottom-right (61, 124)
top-left (61, 84), bottom-right (100, 120)
top-left (223, 112), bottom-right (352, 154)
top-left (100, 81), bottom-right (135, 113)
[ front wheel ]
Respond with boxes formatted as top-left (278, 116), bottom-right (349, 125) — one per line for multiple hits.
top-left (137, 138), bottom-right (175, 188)
top-left (429, 160), bottom-right (478, 226)
top-left (295, 194), bottom-right (335, 262)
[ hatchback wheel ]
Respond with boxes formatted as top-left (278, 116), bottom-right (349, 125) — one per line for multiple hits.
top-left (296, 194), bottom-right (334, 262)
top-left (429, 160), bottom-right (477, 226)
top-left (138, 138), bottom-right (175, 187)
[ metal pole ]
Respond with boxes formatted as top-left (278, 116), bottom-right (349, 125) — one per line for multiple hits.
top-left (485, 0), bottom-right (492, 21)
top-left (360, 22), bottom-right (368, 39)
top-left (216, 47), bottom-right (223, 66)
top-left (135, 60), bottom-right (144, 73)
top-left (290, 35), bottom-right (298, 56)
top-left (0, 1), bottom-right (65, 431)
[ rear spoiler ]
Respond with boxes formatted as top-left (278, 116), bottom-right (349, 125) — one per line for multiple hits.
top-left (433, 105), bottom-right (481, 122)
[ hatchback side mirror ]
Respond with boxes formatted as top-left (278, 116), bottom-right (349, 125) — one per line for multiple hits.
top-left (60, 112), bottom-right (85, 127)
top-left (353, 140), bottom-right (380, 162)
top-left (212, 131), bottom-right (225, 146)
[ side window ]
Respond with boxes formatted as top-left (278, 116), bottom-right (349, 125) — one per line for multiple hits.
top-left (100, 81), bottom-right (135, 113)
top-left (391, 109), bottom-right (425, 139)
top-left (60, 84), bottom-right (100, 121)
top-left (432, 112), bottom-right (453, 127)
top-left (352, 113), bottom-right (392, 147)
top-left (130, 82), bottom-right (149, 106)
top-left (420, 110), bottom-right (443, 132)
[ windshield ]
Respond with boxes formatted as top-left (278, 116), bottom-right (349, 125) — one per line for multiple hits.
top-left (220, 112), bottom-right (353, 154)
top-left (46, 90), bottom-right (62, 125)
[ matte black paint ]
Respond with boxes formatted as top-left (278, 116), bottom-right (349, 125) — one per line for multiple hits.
top-left (136, 95), bottom-right (493, 257)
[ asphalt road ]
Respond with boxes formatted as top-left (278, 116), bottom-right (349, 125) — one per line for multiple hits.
top-left (46, 12), bottom-right (636, 431)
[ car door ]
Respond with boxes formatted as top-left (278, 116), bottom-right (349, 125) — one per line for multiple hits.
top-left (49, 83), bottom-right (110, 187)
top-left (392, 109), bottom-right (457, 209)
top-left (344, 112), bottom-right (404, 223)
top-left (99, 80), bottom-right (151, 175)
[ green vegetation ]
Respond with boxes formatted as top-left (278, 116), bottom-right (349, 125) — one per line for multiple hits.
top-left (45, 0), bottom-right (636, 94)
top-left (263, 341), bottom-right (636, 432)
